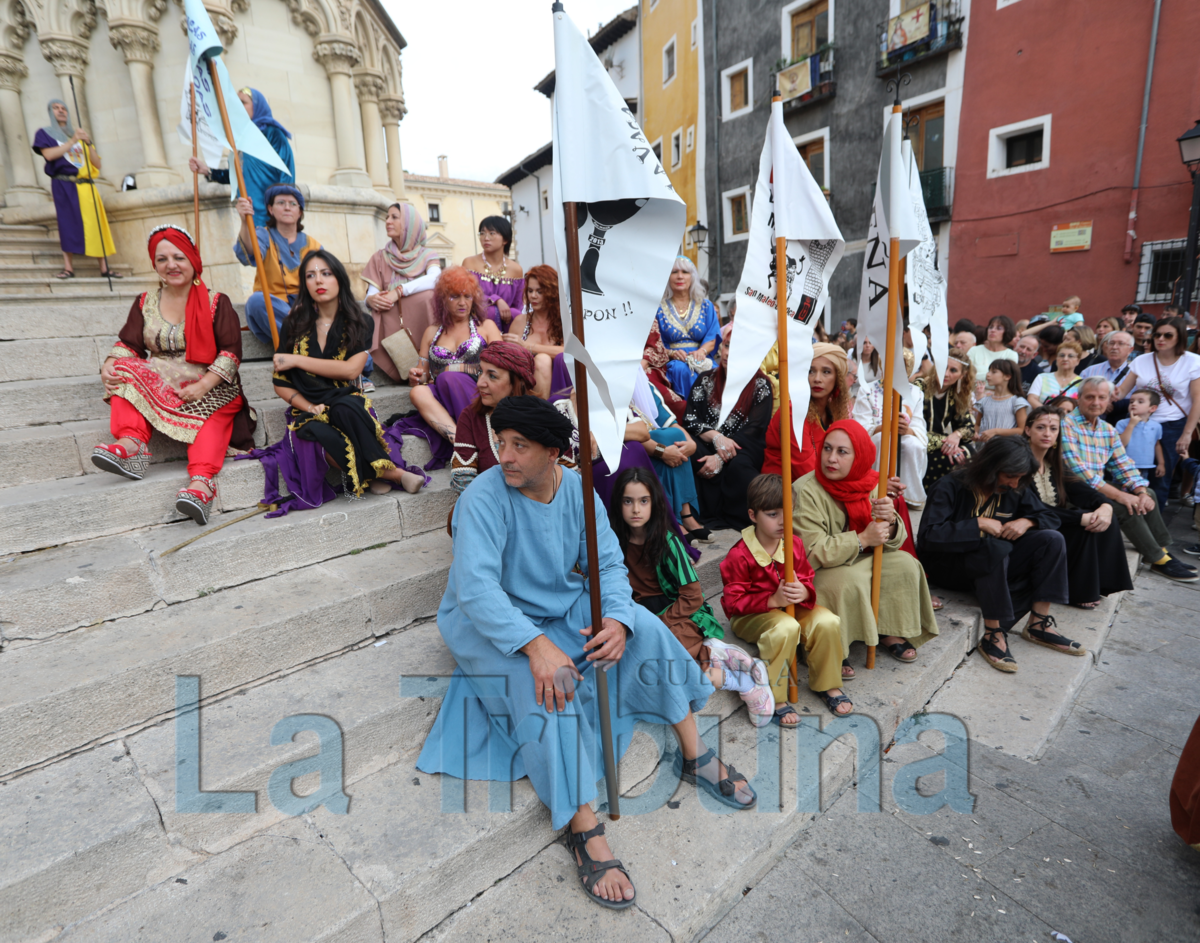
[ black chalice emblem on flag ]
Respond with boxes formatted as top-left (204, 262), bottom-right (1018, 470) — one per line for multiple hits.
top-left (576, 198), bottom-right (648, 295)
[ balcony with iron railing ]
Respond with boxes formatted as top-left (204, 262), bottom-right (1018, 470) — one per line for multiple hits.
top-left (876, 0), bottom-right (964, 75)
top-left (920, 165), bottom-right (953, 222)
top-left (774, 46), bottom-right (836, 113)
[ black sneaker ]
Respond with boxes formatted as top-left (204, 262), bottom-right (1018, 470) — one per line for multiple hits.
top-left (1182, 543), bottom-right (1200, 556)
top-left (1151, 558), bottom-right (1199, 582)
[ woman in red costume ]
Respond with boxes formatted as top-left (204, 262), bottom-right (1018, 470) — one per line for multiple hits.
top-left (92, 224), bottom-right (255, 525)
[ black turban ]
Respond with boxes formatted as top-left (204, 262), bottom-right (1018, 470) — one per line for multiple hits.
top-left (490, 395), bottom-right (575, 453)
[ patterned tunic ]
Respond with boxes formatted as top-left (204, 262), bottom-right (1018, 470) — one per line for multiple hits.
top-left (108, 289), bottom-right (249, 446)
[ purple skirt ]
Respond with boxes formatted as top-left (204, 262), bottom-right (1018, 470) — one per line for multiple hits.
top-left (236, 405), bottom-right (430, 518)
top-left (382, 371), bottom-right (478, 470)
top-left (549, 353), bottom-right (574, 402)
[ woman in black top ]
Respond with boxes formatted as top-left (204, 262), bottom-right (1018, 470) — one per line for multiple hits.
top-left (272, 249), bottom-right (427, 496)
top-left (1023, 405), bottom-right (1132, 608)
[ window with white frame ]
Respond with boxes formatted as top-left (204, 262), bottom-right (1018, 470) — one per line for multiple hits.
top-left (793, 127), bottom-right (830, 193)
top-left (987, 114), bottom-right (1051, 178)
top-left (780, 0), bottom-right (834, 62)
top-left (686, 125), bottom-right (695, 152)
top-left (691, 18), bottom-right (698, 48)
top-left (721, 58), bottom-right (754, 121)
top-left (427, 202), bottom-right (441, 223)
top-left (651, 138), bottom-right (663, 163)
top-left (1137, 239), bottom-right (1200, 304)
top-left (722, 185), bottom-right (752, 243)
top-left (671, 129), bottom-right (683, 168)
top-left (663, 36), bottom-right (676, 87)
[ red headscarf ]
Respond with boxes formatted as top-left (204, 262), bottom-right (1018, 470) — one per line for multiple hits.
top-left (814, 419), bottom-right (879, 534)
top-left (147, 225), bottom-right (216, 366)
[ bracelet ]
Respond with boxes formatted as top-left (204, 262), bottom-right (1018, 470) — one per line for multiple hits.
top-left (654, 443), bottom-right (666, 458)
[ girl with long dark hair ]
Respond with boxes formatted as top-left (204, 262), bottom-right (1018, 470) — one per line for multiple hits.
top-left (272, 249), bottom-right (427, 497)
top-left (608, 467), bottom-right (773, 726)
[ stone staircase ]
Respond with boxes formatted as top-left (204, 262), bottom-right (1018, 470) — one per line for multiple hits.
top-left (0, 223), bottom-right (153, 303)
top-left (0, 248), bottom-right (1137, 941)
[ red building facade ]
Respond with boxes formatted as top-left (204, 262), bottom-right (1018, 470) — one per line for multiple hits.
top-left (948, 0), bottom-right (1200, 322)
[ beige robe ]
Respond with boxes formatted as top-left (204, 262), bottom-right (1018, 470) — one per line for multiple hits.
top-left (794, 471), bottom-right (939, 650)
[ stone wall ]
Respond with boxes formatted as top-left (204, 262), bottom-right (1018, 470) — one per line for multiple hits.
top-left (701, 0), bottom-right (954, 324)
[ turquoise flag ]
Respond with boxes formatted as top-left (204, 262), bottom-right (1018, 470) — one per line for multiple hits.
top-left (182, 0), bottom-right (289, 178)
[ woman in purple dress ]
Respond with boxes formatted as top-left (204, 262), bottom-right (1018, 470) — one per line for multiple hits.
top-left (382, 266), bottom-right (502, 469)
top-left (505, 264), bottom-right (572, 401)
top-left (463, 215), bottom-right (524, 331)
top-left (32, 100), bottom-right (119, 280)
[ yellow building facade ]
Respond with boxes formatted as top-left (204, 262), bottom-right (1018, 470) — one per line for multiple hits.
top-left (640, 0), bottom-right (704, 270)
top-left (403, 159), bottom-right (512, 269)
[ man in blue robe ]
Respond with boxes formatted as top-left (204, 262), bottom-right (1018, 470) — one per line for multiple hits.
top-left (417, 396), bottom-right (755, 908)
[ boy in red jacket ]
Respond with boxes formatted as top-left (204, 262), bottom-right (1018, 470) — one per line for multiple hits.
top-left (719, 474), bottom-right (851, 720)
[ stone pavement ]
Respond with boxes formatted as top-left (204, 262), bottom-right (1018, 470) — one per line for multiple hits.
top-left (703, 507), bottom-right (1200, 943)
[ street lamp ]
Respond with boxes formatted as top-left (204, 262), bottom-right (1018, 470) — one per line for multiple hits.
top-left (688, 220), bottom-right (709, 253)
top-left (1177, 120), bottom-right (1200, 316)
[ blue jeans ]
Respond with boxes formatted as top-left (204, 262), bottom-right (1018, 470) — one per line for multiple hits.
top-left (1151, 417), bottom-right (1187, 507)
top-left (246, 292), bottom-right (373, 376)
top-left (245, 292), bottom-right (293, 349)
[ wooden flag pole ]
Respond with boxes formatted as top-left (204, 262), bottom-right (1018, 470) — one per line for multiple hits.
top-left (869, 107), bottom-right (906, 672)
top-left (190, 82), bottom-right (200, 255)
top-left (563, 199), bottom-right (621, 821)
top-left (207, 59), bottom-right (279, 352)
top-left (772, 97), bottom-right (801, 704)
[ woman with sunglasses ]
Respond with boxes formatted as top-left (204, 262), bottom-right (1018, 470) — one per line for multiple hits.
top-left (1115, 316), bottom-right (1200, 506)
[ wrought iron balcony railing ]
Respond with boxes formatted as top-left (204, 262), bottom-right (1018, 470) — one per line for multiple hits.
top-left (775, 47), bottom-right (836, 112)
top-left (920, 165), bottom-right (953, 222)
top-left (876, 0), bottom-right (964, 75)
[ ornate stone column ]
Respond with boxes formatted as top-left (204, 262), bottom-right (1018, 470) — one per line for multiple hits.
top-left (39, 36), bottom-right (94, 132)
top-left (0, 52), bottom-right (47, 205)
top-left (313, 36), bottom-right (371, 189)
top-left (379, 94), bottom-right (406, 200)
top-left (353, 69), bottom-right (390, 194)
top-left (109, 22), bottom-right (179, 188)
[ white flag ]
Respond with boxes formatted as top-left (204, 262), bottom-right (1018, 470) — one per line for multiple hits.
top-left (903, 140), bottom-right (950, 383)
top-left (551, 7), bottom-right (686, 468)
top-left (857, 109), bottom-right (921, 399)
top-left (722, 98), bottom-right (844, 450)
top-left (177, 62), bottom-right (224, 168)
top-left (182, 0), bottom-right (290, 183)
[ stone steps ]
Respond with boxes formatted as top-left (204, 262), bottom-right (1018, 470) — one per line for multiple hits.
top-left (927, 548), bottom-right (1141, 760)
top-left (0, 275), bottom-right (159, 297)
top-left (0, 384), bottom-right (416, 489)
top-left (0, 469), bottom-right (455, 644)
top-left (0, 362), bottom-right (411, 432)
top-left (0, 534), bottom-right (456, 781)
top-left (0, 402), bottom-right (432, 554)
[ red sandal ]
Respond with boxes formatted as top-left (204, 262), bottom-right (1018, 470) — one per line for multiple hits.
top-left (91, 439), bottom-right (151, 480)
top-left (175, 475), bottom-right (216, 526)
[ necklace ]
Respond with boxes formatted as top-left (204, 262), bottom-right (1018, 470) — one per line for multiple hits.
top-left (480, 254), bottom-right (508, 282)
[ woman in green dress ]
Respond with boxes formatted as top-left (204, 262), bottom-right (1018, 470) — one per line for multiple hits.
top-left (795, 419), bottom-right (939, 667)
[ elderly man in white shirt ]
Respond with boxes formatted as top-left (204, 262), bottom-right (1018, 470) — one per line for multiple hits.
top-left (1081, 331), bottom-right (1136, 385)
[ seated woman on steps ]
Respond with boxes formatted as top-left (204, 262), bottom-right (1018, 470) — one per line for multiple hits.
top-left (504, 264), bottom-right (571, 401)
top-left (271, 249), bottom-right (427, 498)
top-left (795, 420), bottom-right (939, 671)
top-left (917, 436), bottom-right (1083, 674)
top-left (382, 267), bottom-right (503, 469)
top-left (93, 225), bottom-right (254, 526)
top-left (449, 341), bottom-right (537, 494)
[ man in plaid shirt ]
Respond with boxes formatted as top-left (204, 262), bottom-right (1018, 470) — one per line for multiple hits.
top-left (1061, 377), bottom-right (1196, 582)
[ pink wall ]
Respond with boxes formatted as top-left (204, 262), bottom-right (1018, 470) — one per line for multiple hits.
top-left (948, 0), bottom-right (1200, 322)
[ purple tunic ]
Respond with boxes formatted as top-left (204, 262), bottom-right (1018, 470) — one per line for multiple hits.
top-left (470, 271), bottom-right (525, 331)
top-left (33, 128), bottom-right (86, 255)
top-left (382, 372), bottom-right (478, 470)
